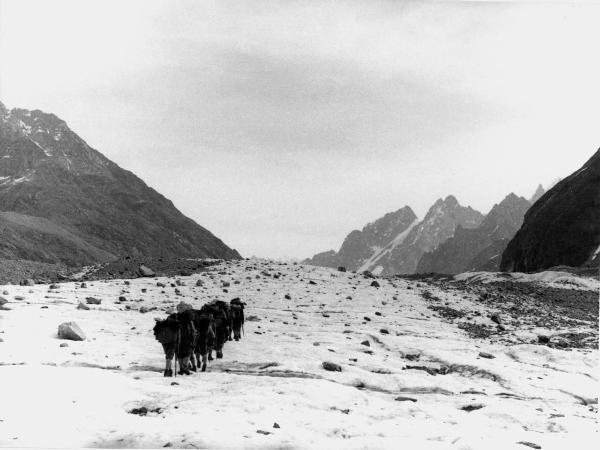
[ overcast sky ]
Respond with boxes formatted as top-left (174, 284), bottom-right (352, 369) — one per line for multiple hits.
top-left (1, 0), bottom-right (599, 259)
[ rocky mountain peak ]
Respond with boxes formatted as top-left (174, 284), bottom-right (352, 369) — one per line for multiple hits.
top-left (0, 101), bottom-right (8, 117)
top-left (529, 184), bottom-right (546, 204)
top-left (9, 107), bottom-right (69, 138)
top-left (444, 194), bottom-right (459, 206)
top-left (416, 192), bottom-right (532, 275)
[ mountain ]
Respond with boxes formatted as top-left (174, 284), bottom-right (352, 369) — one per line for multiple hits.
top-left (501, 149), bottom-right (600, 272)
top-left (305, 196), bottom-right (484, 275)
top-left (416, 193), bottom-right (531, 274)
top-left (0, 101), bottom-right (241, 266)
top-left (304, 206), bottom-right (418, 270)
top-left (370, 196), bottom-right (483, 275)
top-left (529, 184), bottom-right (545, 204)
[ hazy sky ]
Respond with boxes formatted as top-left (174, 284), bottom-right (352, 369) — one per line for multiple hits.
top-left (1, 0), bottom-right (599, 259)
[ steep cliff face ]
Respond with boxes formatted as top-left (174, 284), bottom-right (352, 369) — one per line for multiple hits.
top-left (0, 101), bottom-right (241, 265)
top-left (501, 149), bottom-right (600, 272)
top-left (417, 193), bottom-right (531, 274)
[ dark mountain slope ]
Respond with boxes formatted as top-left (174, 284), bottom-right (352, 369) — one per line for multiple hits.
top-left (501, 149), bottom-right (600, 272)
top-left (0, 101), bottom-right (240, 265)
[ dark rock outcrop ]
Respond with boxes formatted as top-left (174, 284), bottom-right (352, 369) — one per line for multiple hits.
top-left (501, 149), bottom-right (600, 272)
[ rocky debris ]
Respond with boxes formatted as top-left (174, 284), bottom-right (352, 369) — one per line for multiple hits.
top-left (195, 279), bottom-right (203, 287)
top-left (337, 266), bottom-right (346, 272)
top-left (138, 265), bottom-right (155, 277)
top-left (424, 276), bottom-right (600, 348)
top-left (157, 282), bottom-right (166, 287)
top-left (86, 297), bottom-right (101, 305)
top-left (128, 406), bottom-right (162, 416)
top-left (20, 278), bottom-right (35, 286)
top-left (57, 321), bottom-right (86, 341)
top-left (0, 259), bottom-right (68, 285)
top-left (360, 340), bottom-right (370, 347)
top-left (490, 313), bottom-right (501, 324)
top-left (0, 296), bottom-right (8, 306)
top-left (370, 281), bottom-right (380, 288)
top-left (273, 422), bottom-right (280, 429)
top-left (395, 396), bottom-right (417, 402)
top-left (517, 442), bottom-right (542, 449)
top-left (379, 328), bottom-right (389, 334)
top-left (49, 283), bottom-right (60, 289)
top-left (284, 294), bottom-right (291, 300)
top-left (256, 430), bottom-right (271, 435)
top-left (322, 361), bottom-right (342, 372)
top-left (139, 306), bottom-right (149, 314)
top-left (77, 302), bottom-right (90, 310)
top-left (428, 305), bottom-right (466, 320)
top-left (59, 343), bottom-right (69, 348)
top-left (404, 365), bottom-right (450, 376)
top-left (478, 352), bottom-right (495, 359)
top-left (14, 296), bottom-right (25, 301)
top-left (537, 335), bottom-right (550, 344)
top-left (460, 404), bottom-right (485, 412)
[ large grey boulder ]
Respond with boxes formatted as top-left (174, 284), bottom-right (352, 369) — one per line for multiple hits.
top-left (138, 265), bottom-right (156, 277)
top-left (57, 321), bottom-right (86, 341)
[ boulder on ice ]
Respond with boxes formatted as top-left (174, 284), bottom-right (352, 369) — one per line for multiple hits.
top-left (57, 321), bottom-right (86, 341)
top-left (138, 265), bottom-right (156, 277)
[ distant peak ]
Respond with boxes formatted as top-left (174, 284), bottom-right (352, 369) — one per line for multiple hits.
top-left (396, 205), bottom-right (417, 218)
top-left (11, 107), bottom-right (67, 128)
top-left (431, 195), bottom-right (459, 209)
top-left (0, 100), bottom-right (8, 118)
top-left (529, 184), bottom-right (546, 203)
top-left (444, 195), bottom-right (458, 205)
